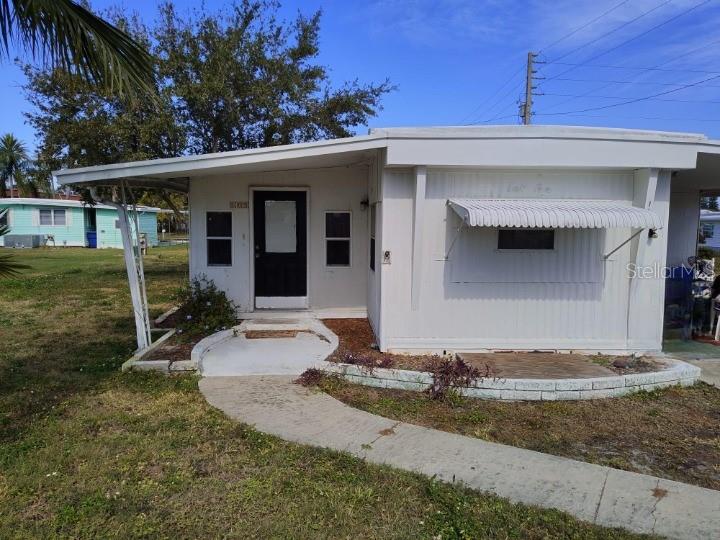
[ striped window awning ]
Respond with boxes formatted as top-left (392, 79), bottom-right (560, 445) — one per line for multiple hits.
top-left (448, 199), bottom-right (662, 229)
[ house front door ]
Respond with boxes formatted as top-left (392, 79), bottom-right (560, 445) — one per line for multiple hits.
top-left (253, 190), bottom-right (308, 309)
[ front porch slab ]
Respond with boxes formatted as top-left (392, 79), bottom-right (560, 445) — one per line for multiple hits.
top-left (195, 318), bottom-right (338, 376)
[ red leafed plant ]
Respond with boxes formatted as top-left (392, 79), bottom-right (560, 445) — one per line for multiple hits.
top-left (424, 356), bottom-right (492, 401)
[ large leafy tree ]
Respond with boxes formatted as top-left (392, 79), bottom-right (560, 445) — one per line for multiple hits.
top-left (23, 12), bottom-right (185, 172)
top-left (0, 133), bottom-right (28, 197)
top-left (155, 1), bottom-right (393, 154)
top-left (1, 0), bottom-right (154, 95)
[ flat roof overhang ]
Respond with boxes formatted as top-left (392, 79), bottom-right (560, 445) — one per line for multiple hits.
top-left (54, 135), bottom-right (387, 191)
top-left (54, 125), bottom-right (718, 191)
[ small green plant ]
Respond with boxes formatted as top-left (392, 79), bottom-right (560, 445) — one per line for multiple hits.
top-left (174, 275), bottom-right (237, 339)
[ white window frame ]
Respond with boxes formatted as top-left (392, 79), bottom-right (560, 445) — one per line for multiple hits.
top-left (324, 210), bottom-right (352, 268)
top-left (39, 208), bottom-right (66, 226)
top-left (206, 211), bottom-right (233, 267)
top-left (702, 223), bottom-right (714, 238)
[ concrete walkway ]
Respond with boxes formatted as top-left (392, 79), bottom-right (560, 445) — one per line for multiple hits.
top-left (198, 319), bottom-right (336, 377)
top-left (200, 375), bottom-right (720, 540)
top-left (687, 359), bottom-right (720, 387)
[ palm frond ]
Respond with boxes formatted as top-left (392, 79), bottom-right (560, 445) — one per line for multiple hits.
top-left (0, 209), bottom-right (28, 278)
top-left (1, 0), bottom-right (155, 96)
top-left (0, 251), bottom-right (28, 278)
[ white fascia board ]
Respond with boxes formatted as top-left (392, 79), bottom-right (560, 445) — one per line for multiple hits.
top-left (54, 135), bottom-right (388, 185)
top-left (384, 137), bottom-right (701, 169)
top-left (371, 124), bottom-right (707, 143)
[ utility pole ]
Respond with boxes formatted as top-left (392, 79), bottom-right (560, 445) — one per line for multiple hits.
top-left (521, 51), bottom-right (537, 125)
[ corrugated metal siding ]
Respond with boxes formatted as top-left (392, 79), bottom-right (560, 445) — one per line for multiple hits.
top-left (380, 168), bottom-right (638, 350)
top-left (0, 204), bottom-right (85, 246)
top-left (451, 227), bottom-right (604, 283)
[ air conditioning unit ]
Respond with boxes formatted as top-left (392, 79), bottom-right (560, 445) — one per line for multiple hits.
top-left (3, 234), bottom-right (45, 248)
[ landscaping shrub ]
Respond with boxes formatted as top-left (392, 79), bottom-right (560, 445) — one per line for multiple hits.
top-left (295, 368), bottom-right (327, 387)
top-left (174, 276), bottom-right (237, 339)
top-left (424, 356), bottom-right (491, 402)
top-left (343, 352), bottom-right (394, 372)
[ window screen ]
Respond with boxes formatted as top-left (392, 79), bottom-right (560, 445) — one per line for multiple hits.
top-left (53, 209), bottom-right (66, 226)
top-left (325, 211), bottom-right (350, 266)
top-left (498, 229), bottom-right (554, 250)
top-left (39, 209), bottom-right (52, 225)
top-left (207, 212), bottom-right (232, 266)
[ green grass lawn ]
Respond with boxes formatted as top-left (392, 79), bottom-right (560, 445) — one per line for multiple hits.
top-left (0, 247), bottom-right (649, 538)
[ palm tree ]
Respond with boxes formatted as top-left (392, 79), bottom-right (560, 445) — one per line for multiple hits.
top-left (0, 134), bottom-right (28, 198)
top-left (0, 0), bottom-right (154, 95)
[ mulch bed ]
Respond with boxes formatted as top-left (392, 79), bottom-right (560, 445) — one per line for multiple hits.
top-left (322, 318), bottom-right (665, 376)
top-left (323, 318), bottom-right (435, 370)
top-left (145, 334), bottom-right (201, 362)
top-left (245, 330), bottom-right (299, 339)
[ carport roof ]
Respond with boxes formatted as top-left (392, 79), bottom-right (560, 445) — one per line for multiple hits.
top-left (54, 125), bottom-right (716, 192)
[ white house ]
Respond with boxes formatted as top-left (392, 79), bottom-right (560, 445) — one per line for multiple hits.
top-left (54, 125), bottom-right (720, 354)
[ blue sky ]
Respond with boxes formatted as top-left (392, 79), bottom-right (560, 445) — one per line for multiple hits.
top-left (3, 0), bottom-right (720, 152)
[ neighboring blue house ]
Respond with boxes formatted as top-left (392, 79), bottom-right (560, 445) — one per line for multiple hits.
top-left (0, 198), bottom-right (160, 248)
top-left (700, 209), bottom-right (720, 252)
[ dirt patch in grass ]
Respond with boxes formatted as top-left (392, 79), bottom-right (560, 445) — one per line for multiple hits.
top-left (319, 377), bottom-right (720, 491)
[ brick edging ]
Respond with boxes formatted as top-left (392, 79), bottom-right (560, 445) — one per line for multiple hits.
top-left (319, 358), bottom-right (701, 400)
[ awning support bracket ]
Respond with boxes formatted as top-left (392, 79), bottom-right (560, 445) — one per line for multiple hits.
top-left (603, 227), bottom-right (659, 260)
top-left (439, 220), bottom-right (466, 261)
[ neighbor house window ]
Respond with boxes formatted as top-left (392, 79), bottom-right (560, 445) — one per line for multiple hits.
top-left (325, 211), bottom-right (351, 267)
top-left (498, 229), bottom-right (555, 250)
top-left (0, 209), bottom-right (8, 227)
top-left (702, 223), bottom-right (714, 238)
top-left (369, 204), bottom-right (376, 271)
top-left (39, 208), bottom-right (66, 226)
top-left (207, 212), bottom-right (232, 266)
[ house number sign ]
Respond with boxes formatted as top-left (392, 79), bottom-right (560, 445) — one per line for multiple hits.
top-left (230, 201), bottom-right (248, 209)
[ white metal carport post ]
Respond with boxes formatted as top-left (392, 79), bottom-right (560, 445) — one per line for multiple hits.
top-left (106, 182), bottom-right (152, 351)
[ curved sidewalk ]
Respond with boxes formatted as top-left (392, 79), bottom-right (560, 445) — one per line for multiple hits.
top-left (200, 375), bottom-right (720, 540)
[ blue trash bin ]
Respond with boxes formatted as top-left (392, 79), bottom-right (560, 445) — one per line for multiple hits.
top-left (86, 231), bottom-right (97, 248)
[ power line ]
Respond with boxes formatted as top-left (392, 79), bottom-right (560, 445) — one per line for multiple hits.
top-left (465, 79), bottom-right (525, 124)
top-left (458, 66), bottom-right (524, 124)
top-left (539, 37), bottom-right (720, 112)
top-left (541, 61), bottom-right (720, 74)
top-left (542, 0), bottom-right (713, 83)
top-left (536, 112), bottom-right (720, 123)
top-left (538, 0), bottom-right (634, 55)
top-left (458, 0), bottom-right (637, 124)
top-left (539, 73), bottom-right (720, 117)
top-left (543, 77), bottom-right (720, 87)
top-left (541, 92), bottom-right (720, 104)
top-left (546, 0), bottom-right (674, 64)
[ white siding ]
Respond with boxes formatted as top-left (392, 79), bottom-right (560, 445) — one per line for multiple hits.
top-left (189, 166), bottom-right (369, 313)
top-left (378, 167), bottom-right (668, 353)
